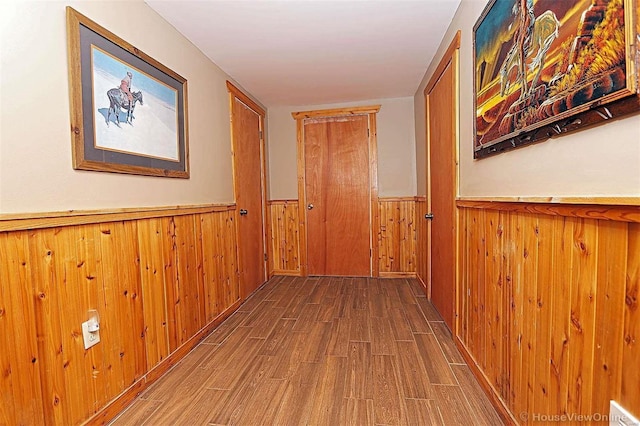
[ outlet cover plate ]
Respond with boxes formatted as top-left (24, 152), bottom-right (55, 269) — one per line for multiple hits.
top-left (82, 321), bottom-right (100, 349)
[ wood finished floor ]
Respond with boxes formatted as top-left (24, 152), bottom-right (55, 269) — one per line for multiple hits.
top-left (112, 276), bottom-right (502, 426)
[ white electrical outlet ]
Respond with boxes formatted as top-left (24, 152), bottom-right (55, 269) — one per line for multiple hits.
top-left (610, 401), bottom-right (640, 426)
top-left (82, 320), bottom-right (100, 349)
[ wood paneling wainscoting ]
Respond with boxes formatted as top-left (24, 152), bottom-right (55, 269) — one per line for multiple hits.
top-left (456, 200), bottom-right (640, 424)
top-left (415, 196), bottom-right (428, 290)
top-left (378, 197), bottom-right (417, 277)
top-left (267, 198), bottom-right (420, 278)
top-left (0, 205), bottom-right (241, 425)
top-left (267, 200), bottom-right (301, 275)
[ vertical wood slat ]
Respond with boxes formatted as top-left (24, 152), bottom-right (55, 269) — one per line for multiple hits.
top-left (471, 208), bottom-right (486, 370)
top-left (457, 204), bottom-right (640, 425)
top-left (477, 209), bottom-right (487, 374)
top-left (199, 213), bottom-right (219, 322)
top-left (138, 218), bottom-right (170, 371)
top-left (163, 217), bottom-right (179, 352)
top-left (0, 207), bottom-right (241, 425)
top-left (199, 210), bottom-right (240, 322)
top-left (221, 210), bottom-right (240, 309)
top-left (591, 221), bottom-right (627, 417)
top-left (0, 233), bottom-right (17, 426)
top-left (56, 225), bottom-right (99, 423)
top-left (377, 198), bottom-right (416, 275)
top-left (95, 221), bottom-right (146, 407)
top-left (267, 200), bottom-right (300, 274)
top-left (622, 223), bottom-right (640, 414)
top-left (484, 211), bottom-right (503, 393)
top-left (172, 215), bottom-right (202, 346)
top-left (0, 231), bottom-right (45, 426)
top-left (549, 216), bottom-right (573, 419)
top-left (522, 214), bottom-right (539, 418)
top-left (507, 213), bottom-right (523, 413)
top-left (532, 215), bottom-right (555, 419)
top-left (497, 211), bottom-right (508, 402)
top-left (567, 218), bottom-right (598, 421)
top-left (458, 207), bottom-right (469, 343)
top-left (415, 196), bottom-right (428, 289)
top-left (29, 228), bottom-right (69, 425)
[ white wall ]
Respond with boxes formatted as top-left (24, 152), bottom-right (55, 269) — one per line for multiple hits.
top-left (415, 0), bottom-right (640, 198)
top-left (267, 105), bottom-right (298, 200)
top-left (268, 97), bottom-right (417, 200)
top-left (0, 0), bottom-right (263, 214)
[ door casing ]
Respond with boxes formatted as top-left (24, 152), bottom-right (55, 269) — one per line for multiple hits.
top-left (227, 81), bottom-right (268, 299)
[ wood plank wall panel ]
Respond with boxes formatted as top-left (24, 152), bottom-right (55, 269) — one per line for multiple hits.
top-left (171, 215), bottom-right (204, 347)
top-left (0, 207), bottom-right (240, 425)
top-left (268, 201), bottom-right (300, 275)
top-left (378, 198), bottom-right (416, 276)
top-left (94, 222), bottom-right (146, 411)
top-left (415, 197), bottom-right (427, 289)
top-left (137, 218), bottom-right (170, 371)
top-left (622, 223), bottom-right (640, 414)
top-left (267, 198), bottom-right (420, 277)
top-left (457, 202), bottom-right (640, 424)
top-left (29, 228), bottom-right (68, 424)
top-left (199, 211), bottom-right (240, 321)
top-left (532, 214), bottom-right (554, 418)
top-left (0, 231), bottom-right (45, 425)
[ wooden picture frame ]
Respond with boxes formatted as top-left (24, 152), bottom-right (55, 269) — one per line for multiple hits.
top-left (473, 0), bottom-right (638, 159)
top-left (67, 7), bottom-right (189, 177)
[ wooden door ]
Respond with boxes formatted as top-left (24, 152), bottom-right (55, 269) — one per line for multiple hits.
top-left (229, 84), bottom-right (267, 298)
top-left (425, 34), bottom-right (459, 330)
top-left (304, 115), bottom-right (371, 276)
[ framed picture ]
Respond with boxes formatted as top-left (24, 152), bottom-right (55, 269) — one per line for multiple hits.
top-left (67, 7), bottom-right (189, 177)
top-left (474, 0), bottom-right (638, 158)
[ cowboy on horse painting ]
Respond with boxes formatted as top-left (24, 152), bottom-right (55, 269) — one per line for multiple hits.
top-left (120, 71), bottom-right (134, 104)
top-left (106, 70), bottom-right (143, 127)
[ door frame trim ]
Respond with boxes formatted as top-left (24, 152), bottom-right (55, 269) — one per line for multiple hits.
top-left (424, 31), bottom-right (460, 330)
top-left (292, 105), bottom-right (381, 277)
top-left (227, 81), bottom-right (268, 299)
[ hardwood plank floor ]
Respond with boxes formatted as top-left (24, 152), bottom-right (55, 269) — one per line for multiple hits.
top-left (111, 276), bottom-right (502, 426)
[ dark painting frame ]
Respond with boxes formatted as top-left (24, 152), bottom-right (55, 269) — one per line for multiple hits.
top-left (473, 0), bottom-right (638, 159)
top-left (67, 7), bottom-right (189, 177)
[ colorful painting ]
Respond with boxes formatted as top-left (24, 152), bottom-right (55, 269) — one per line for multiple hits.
top-left (474, 0), bottom-right (637, 157)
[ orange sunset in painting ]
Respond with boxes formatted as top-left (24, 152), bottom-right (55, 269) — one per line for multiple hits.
top-left (474, 0), bottom-right (630, 151)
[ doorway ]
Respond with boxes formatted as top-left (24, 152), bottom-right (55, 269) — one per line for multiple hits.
top-left (227, 81), bottom-right (268, 299)
top-left (424, 32), bottom-right (460, 330)
top-left (293, 106), bottom-right (380, 277)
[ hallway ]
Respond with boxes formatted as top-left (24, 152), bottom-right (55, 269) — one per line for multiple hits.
top-left (112, 276), bottom-right (502, 425)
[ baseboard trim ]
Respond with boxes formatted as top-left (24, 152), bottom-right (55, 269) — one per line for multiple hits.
top-left (415, 273), bottom-right (427, 289)
top-left (379, 271), bottom-right (417, 278)
top-left (271, 269), bottom-right (302, 276)
top-left (454, 336), bottom-right (518, 425)
top-left (84, 299), bottom-right (242, 425)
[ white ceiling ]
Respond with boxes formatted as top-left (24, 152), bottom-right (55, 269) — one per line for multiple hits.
top-left (146, 0), bottom-right (461, 107)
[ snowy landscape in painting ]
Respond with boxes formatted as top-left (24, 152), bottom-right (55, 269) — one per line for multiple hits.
top-left (91, 47), bottom-right (180, 162)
